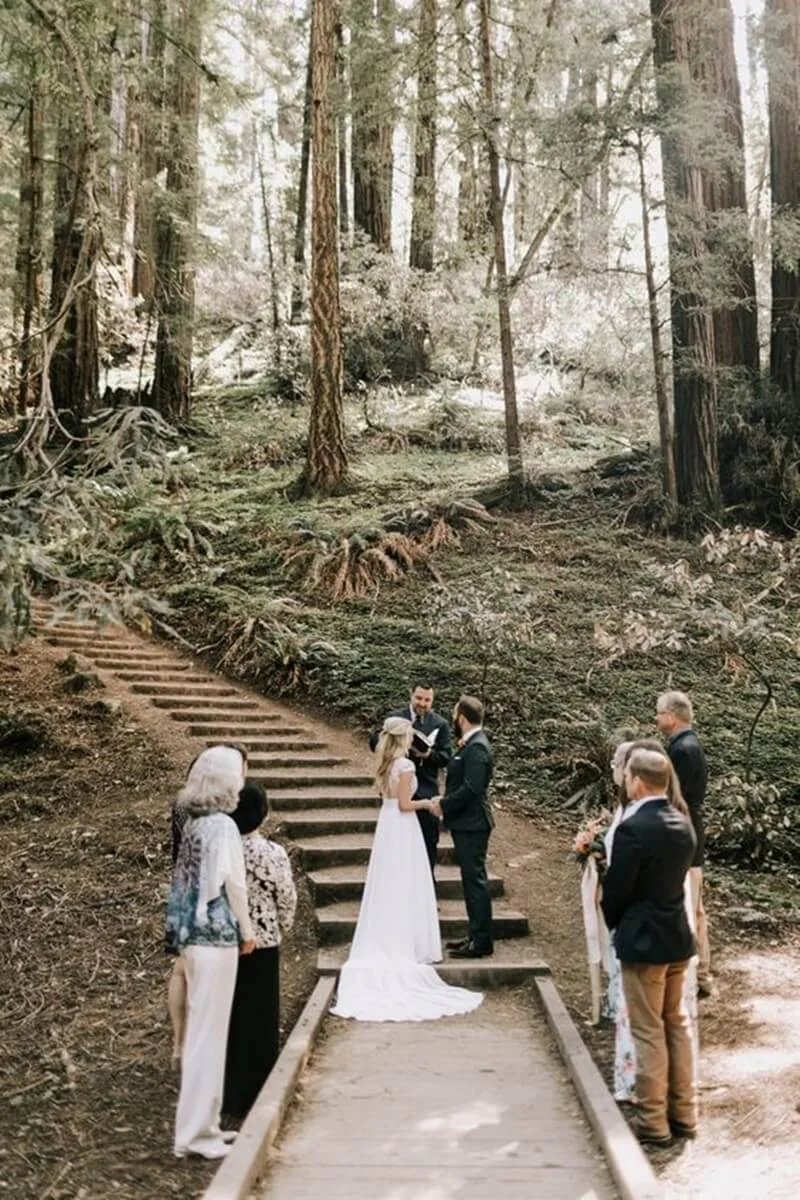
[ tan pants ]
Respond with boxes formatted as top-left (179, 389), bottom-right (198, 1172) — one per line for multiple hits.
top-left (688, 866), bottom-right (711, 989)
top-left (622, 960), bottom-right (697, 1138)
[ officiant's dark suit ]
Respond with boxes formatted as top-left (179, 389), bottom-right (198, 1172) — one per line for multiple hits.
top-left (369, 687), bottom-right (452, 873)
top-left (440, 697), bottom-right (495, 958)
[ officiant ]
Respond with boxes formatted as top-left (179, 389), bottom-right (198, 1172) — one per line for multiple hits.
top-left (369, 683), bottom-right (452, 876)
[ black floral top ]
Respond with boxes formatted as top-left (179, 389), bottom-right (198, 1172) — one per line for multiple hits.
top-left (242, 833), bottom-right (297, 949)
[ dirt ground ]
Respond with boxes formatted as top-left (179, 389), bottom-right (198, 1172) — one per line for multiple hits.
top-left (492, 804), bottom-right (800, 1199)
top-left (2, 639), bottom-right (799, 1199)
top-left (0, 640), bottom-right (317, 1200)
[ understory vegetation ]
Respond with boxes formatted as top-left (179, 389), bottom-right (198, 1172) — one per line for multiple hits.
top-left (14, 378), bottom-right (800, 871)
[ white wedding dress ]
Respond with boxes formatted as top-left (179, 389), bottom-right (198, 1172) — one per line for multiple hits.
top-left (331, 757), bottom-right (483, 1022)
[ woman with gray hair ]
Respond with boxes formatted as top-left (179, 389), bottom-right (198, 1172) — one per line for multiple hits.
top-left (165, 745), bottom-right (255, 1159)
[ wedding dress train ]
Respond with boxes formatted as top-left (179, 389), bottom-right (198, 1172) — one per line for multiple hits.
top-left (331, 758), bottom-right (483, 1022)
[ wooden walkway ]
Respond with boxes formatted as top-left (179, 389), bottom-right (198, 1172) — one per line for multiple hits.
top-left (257, 993), bottom-right (617, 1200)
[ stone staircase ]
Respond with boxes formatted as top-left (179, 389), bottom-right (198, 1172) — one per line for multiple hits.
top-left (32, 608), bottom-right (531, 957)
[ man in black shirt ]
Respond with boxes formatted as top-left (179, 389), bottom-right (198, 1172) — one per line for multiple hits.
top-left (656, 690), bottom-right (712, 998)
top-left (369, 683), bottom-right (452, 876)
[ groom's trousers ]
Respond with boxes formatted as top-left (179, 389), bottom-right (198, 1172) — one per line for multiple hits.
top-left (451, 829), bottom-right (493, 949)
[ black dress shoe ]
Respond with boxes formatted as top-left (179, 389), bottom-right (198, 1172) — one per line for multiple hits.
top-left (445, 938), bottom-right (470, 951)
top-left (449, 942), bottom-right (494, 959)
top-left (630, 1118), bottom-right (673, 1149)
top-left (668, 1120), bottom-right (697, 1140)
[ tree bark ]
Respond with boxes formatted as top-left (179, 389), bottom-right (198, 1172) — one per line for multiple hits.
top-left (478, 0), bottom-right (523, 490)
top-left (650, 0), bottom-right (720, 512)
top-left (637, 130), bottom-right (677, 509)
top-left (409, 0), bottom-right (437, 269)
top-left (151, 0), bottom-right (205, 422)
top-left (767, 0), bottom-right (800, 411)
top-left (132, 0), bottom-right (166, 301)
top-left (291, 24), bottom-right (314, 321)
top-left (305, 0), bottom-right (348, 491)
top-left (455, 0), bottom-right (481, 248)
top-left (350, 0), bottom-right (394, 251)
top-left (699, 0), bottom-right (759, 383)
top-left (48, 109), bottom-right (100, 433)
top-left (14, 70), bottom-right (44, 414)
top-left (335, 19), bottom-right (349, 240)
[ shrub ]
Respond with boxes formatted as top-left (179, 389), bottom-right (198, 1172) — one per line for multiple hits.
top-left (706, 775), bottom-right (800, 867)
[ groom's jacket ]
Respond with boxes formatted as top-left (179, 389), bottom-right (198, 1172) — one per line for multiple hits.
top-left (601, 798), bottom-right (696, 965)
top-left (368, 706), bottom-right (452, 799)
top-left (441, 730), bottom-right (495, 832)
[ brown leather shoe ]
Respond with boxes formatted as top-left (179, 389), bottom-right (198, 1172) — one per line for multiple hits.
top-left (630, 1118), bottom-right (673, 1149)
top-left (668, 1120), bottom-right (697, 1140)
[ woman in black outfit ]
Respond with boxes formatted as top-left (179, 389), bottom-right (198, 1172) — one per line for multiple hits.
top-left (223, 782), bottom-right (297, 1120)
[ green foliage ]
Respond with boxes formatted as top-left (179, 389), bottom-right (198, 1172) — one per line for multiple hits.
top-left (707, 776), bottom-right (800, 867)
top-left (341, 243), bottom-right (433, 387)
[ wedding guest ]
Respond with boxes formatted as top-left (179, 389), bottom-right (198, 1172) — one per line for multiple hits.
top-left (369, 683), bottom-right (452, 875)
top-left (602, 747), bottom-right (697, 1147)
top-left (167, 743), bottom-right (250, 1068)
top-left (223, 782), bottom-right (297, 1120)
top-left (165, 746), bottom-right (255, 1159)
top-left (604, 740), bottom-right (699, 1107)
top-left (656, 691), bottom-right (712, 998)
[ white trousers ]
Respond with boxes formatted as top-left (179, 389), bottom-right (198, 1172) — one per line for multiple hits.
top-left (174, 945), bottom-right (238, 1157)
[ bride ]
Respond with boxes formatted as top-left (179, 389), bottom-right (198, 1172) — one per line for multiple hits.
top-left (331, 716), bottom-right (483, 1022)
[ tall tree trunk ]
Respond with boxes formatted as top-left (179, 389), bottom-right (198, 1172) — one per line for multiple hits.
top-left (335, 20), bottom-right (349, 240)
top-left (132, 0), bottom-right (166, 300)
top-left (455, 0), bottom-right (480, 248)
top-left (48, 109), bottom-right (100, 433)
top-left (291, 26), bottom-right (313, 321)
top-left (699, 0), bottom-right (759, 383)
top-left (650, 0), bottom-right (720, 512)
top-left (409, 0), bottom-right (437, 269)
top-left (151, 0), bottom-right (205, 422)
top-left (767, 0), bottom-right (800, 412)
top-left (14, 70), bottom-right (44, 414)
top-left (350, 0), bottom-right (394, 251)
top-left (478, 0), bottom-right (523, 491)
top-left (637, 130), bottom-right (677, 509)
top-left (305, 0), bottom-right (348, 491)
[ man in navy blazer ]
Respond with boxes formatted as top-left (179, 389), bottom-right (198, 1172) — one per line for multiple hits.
top-left (601, 747), bottom-right (697, 1147)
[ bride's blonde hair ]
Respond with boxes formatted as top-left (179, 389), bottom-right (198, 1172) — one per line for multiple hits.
top-left (374, 716), bottom-right (413, 793)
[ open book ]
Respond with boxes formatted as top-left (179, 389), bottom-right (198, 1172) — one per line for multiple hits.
top-left (411, 725), bottom-right (439, 753)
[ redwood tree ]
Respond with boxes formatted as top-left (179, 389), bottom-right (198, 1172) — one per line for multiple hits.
top-left (650, 0), bottom-right (720, 511)
top-left (14, 67), bottom-right (44, 413)
top-left (151, 0), bottom-right (205, 422)
top-left (350, 0), bottom-right (394, 251)
top-left (305, 0), bottom-right (348, 491)
top-left (409, 0), bottom-right (437, 270)
top-left (767, 0), bottom-right (800, 412)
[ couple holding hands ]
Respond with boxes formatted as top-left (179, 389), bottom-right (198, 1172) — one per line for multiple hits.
top-left (331, 686), bottom-right (494, 1024)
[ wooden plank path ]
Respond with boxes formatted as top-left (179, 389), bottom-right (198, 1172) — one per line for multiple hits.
top-left (256, 992), bottom-right (617, 1200)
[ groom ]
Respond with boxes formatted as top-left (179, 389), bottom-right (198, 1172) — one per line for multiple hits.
top-left (432, 695), bottom-right (494, 959)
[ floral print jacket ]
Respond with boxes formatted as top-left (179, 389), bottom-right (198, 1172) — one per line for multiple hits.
top-left (243, 833), bottom-right (297, 949)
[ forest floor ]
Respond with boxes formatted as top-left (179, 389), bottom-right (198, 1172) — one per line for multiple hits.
top-left (3, 376), bottom-right (799, 1196)
top-left (2, 635), bottom-right (799, 1199)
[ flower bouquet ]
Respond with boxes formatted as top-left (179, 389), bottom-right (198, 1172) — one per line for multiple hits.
top-left (570, 813), bottom-right (610, 874)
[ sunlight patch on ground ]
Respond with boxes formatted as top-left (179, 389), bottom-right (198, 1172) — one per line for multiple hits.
top-left (417, 1099), bottom-right (504, 1137)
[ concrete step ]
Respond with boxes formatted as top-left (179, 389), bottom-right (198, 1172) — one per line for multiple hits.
top-left (154, 697), bottom-right (262, 712)
top-left (317, 900), bottom-right (529, 944)
top-left (277, 808), bottom-right (380, 836)
top-left (41, 633), bottom-right (141, 651)
top-left (247, 753), bottom-right (346, 770)
top-left (294, 832), bottom-right (457, 869)
top-left (250, 770), bottom-right (373, 791)
top-left (317, 947), bottom-right (549, 986)
top-left (129, 681), bottom-right (239, 697)
top-left (270, 789), bottom-right (378, 811)
top-left (186, 721), bottom-right (310, 738)
top-left (205, 737), bottom-right (328, 753)
top-left (96, 661), bottom-right (194, 674)
top-left (308, 864), bottom-right (504, 905)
